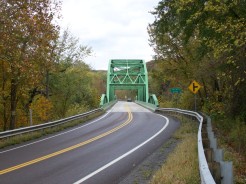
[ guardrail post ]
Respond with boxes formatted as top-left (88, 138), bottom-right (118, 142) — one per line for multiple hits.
top-left (220, 161), bottom-right (233, 184)
top-left (202, 138), bottom-right (210, 148)
top-left (210, 137), bottom-right (217, 150)
top-left (209, 161), bottom-right (221, 183)
top-left (205, 115), bottom-right (233, 184)
top-left (214, 149), bottom-right (223, 162)
top-left (155, 108), bottom-right (233, 184)
top-left (205, 148), bottom-right (214, 162)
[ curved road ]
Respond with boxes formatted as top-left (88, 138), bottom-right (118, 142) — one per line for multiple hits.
top-left (0, 101), bottom-right (180, 184)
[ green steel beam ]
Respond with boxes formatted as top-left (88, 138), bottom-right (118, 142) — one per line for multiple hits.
top-left (106, 59), bottom-right (149, 102)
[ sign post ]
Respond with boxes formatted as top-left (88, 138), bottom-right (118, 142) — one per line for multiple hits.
top-left (170, 88), bottom-right (182, 107)
top-left (188, 80), bottom-right (201, 111)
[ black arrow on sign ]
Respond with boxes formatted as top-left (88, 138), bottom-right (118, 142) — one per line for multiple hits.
top-left (193, 83), bottom-right (198, 92)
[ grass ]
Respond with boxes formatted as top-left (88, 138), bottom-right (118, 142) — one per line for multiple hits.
top-left (151, 116), bottom-right (200, 184)
top-left (222, 146), bottom-right (246, 184)
top-left (141, 168), bottom-right (152, 179)
top-left (0, 111), bottom-right (105, 149)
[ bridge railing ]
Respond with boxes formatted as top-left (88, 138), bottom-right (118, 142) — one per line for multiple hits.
top-left (99, 93), bottom-right (118, 110)
top-left (100, 94), bottom-right (108, 107)
top-left (135, 100), bottom-right (158, 111)
top-left (134, 94), bottom-right (159, 111)
top-left (148, 94), bottom-right (159, 107)
top-left (156, 108), bottom-right (233, 184)
top-left (100, 100), bottom-right (117, 110)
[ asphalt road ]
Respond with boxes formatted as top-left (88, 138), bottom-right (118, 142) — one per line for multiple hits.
top-left (0, 101), bottom-right (180, 184)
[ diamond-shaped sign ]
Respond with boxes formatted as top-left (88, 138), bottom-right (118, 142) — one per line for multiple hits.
top-left (188, 80), bottom-right (201, 94)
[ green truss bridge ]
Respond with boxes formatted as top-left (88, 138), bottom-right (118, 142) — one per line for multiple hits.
top-left (100, 59), bottom-right (159, 110)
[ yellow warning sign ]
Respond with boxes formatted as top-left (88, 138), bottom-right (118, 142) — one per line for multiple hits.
top-left (188, 80), bottom-right (201, 94)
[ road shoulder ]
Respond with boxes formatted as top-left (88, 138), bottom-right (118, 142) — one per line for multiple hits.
top-left (119, 137), bottom-right (179, 184)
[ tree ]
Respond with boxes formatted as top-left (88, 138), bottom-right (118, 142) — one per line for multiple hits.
top-left (48, 30), bottom-right (96, 118)
top-left (0, 0), bottom-right (61, 129)
top-left (148, 0), bottom-right (246, 119)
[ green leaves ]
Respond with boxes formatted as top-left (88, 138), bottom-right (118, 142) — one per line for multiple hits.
top-left (0, 1), bottom-right (102, 131)
top-left (0, 0), bottom-right (62, 129)
top-left (148, 0), bottom-right (246, 119)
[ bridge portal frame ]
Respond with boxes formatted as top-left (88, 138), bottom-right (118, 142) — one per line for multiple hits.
top-left (106, 59), bottom-right (149, 102)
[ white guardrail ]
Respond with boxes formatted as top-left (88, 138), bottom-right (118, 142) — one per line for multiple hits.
top-left (156, 108), bottom-right (216, 184)
top-left (0, 108), bottom-right (102, 139)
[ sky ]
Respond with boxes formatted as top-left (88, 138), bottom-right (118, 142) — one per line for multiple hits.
top-left (60, 0), bottom-right (160, 70)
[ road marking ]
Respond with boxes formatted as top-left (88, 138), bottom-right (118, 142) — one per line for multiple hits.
top-left (0, 110), bottom-right (112, 154)
top-left (73, 114), bottom-right (169, 184)
top-left (0, 109), bottom-right (133, 175)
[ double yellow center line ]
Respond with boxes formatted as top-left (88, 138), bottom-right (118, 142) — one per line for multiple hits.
top-left (0, 108), bottom-right (133, 175)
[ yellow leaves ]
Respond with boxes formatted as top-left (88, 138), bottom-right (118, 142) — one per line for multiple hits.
top-left (234, 78), bottom-right (245, 87)
top-left (189, 11), bottom-right (202, 22)
top-left (15, 108), bottom-right (28, 128)
top-left (234, 39), bottom-right (244, 47)
top-left (204, 0), bottom-right (229, 14)
top-left (30, 95), bottom-right (53, 123)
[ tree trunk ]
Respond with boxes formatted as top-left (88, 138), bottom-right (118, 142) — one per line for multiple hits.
top-left (46, 70), bottom-right (49, 98)
top-left (201, 78), bottom-right (208, 98)
top-left (1, 61), bottom-right (8, 130)
top-left (3, 100), bottom-right (8, 131)
top-left (10, 78), bottom-right (18, 130)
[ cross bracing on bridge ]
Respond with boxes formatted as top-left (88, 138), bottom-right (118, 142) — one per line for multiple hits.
top-left (100, 59), bottom-right (159, 108)
top-left (107, 59), bottom-right (149, 102)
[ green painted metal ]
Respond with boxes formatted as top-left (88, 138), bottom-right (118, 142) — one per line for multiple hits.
top-left (135, 100), bottom-right (158, 111)
top-left (100, 59), bottom-right (159, 108)
top-left (148, 94), bottom-right (159, 107)
top-left (101, 99), bottom-right (117, 110)
top-left (106, 59), bottom-right (149, 103)
top-left (100, 94), bottom-right (108, 107)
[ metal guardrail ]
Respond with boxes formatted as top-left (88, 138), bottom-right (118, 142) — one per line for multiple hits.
top-left (1, 104), bottom-right (233, 183)
top-left (156, 108), bottom-right (216, 184)
top-left (0, 108), bottom-right (103, 139)
top-left (202, 114), bottom-right (233, 184)
top-left (101, 100), bottom-right (117, 110)
top-left (135, 100), bottom-right (158, 111)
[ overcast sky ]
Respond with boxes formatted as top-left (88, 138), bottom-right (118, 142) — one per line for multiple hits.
top-left (60, 0), bottom-right (159, 70)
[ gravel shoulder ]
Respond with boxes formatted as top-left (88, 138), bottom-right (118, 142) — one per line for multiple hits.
top-left (119, 137), bottom-right (180, 184)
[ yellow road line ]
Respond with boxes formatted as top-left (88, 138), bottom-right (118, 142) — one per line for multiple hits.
top-left (0, 108), bottom-right (133, 175)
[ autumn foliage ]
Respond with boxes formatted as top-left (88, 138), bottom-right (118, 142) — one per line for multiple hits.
top-left (148, 0), bottom-right (246, 119)
top-left (30, 95), bottom-right (53, 123)
top-left (148, 0), bottom-right (246, 181)
top-left (0, 1), bottom-right (103, 131)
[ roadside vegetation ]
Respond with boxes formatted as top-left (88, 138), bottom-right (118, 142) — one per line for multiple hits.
top-left (151, 116), bottom-right (199, 184)
top-left (0, 1), bottom-right (106, 131)
top-left (148, 0), bottom-right (246, 182)
top-left (0, 0), bottom-right (245, 182)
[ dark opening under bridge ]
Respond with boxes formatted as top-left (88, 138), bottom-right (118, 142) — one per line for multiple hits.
top-left (100, 59), bottom-right (159, 109)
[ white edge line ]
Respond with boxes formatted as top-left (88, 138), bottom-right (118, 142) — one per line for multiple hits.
top-left (73, 114), bottom-right (169, 184)
top-left (0, 110), bottom-right (112, 154)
